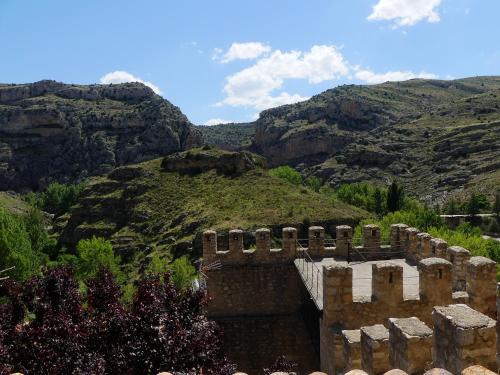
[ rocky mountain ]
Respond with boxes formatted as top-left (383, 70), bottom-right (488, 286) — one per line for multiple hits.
top-left (196, 122), bottom-right (255, 151)
top-left (202, 76), bottom-right (500, 203)
top-left (55, 147), bottom-right (367, 268)
top-left (0, 80), bottom-right (201, 191)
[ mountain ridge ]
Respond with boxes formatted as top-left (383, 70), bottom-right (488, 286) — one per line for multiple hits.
top-left (201, 76), bottom-right (500, 203)
top-left (0, 80), bottom-right (201, 191)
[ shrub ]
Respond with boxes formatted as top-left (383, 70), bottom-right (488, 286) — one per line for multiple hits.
top-left (146, 254), bottom-right (197, 290)
top-left (0, 209), bottom-right (42, 280)
top-left (0, 267), bottom-right (235, 374)
top-left (26, 182), bottom-right (84, 216)
top-left (269, 166), bottom-right (302, 185)
top-left (75, 237), bottom-right (121, 281)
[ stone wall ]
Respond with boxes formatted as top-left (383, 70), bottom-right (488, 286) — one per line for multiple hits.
top-left (321, 256), bottom-right (497, 372)
top-left (203, 225), bottom-right (499, 374)
top-left (218, 314), bottom-right (319, 374)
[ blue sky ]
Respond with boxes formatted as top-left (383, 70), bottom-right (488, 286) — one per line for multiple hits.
top-left (1, 0), bottom-right (499, 125)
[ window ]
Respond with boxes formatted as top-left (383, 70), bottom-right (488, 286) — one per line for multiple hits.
top-left (389, 272), bottom-right (393, 283)
top-left (343, 231), bottom-right (348, 238)
top-left (372, 229), bottom-right (377, 237)
top-left (314, 231), bottom-right (320, 238)
top-left (233, 234), bottom-right (239, 241)
top-left (288, 232), bottom-right (294, 239)
top-left (438, 269), bottom-right (442, 279)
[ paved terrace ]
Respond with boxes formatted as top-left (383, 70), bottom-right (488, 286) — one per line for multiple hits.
top-left (294, 257), bottom-right (419, 310)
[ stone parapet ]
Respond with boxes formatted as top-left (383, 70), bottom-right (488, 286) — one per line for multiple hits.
top-left (388, 317), bottom-right (433, 374)
top-left (361, 324), bottom-right (390, 375)
top-left (448, 246), bottom-right (471, 291)
top-left (432, 304), bottom-right (497, 374)
top-left (466, 256), bottom-right (497, 318)
top-left (342, 329), bottom-right (362, 372)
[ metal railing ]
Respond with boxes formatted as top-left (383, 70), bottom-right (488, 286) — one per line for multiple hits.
top-left (295, 240), bottom-right (322, 303)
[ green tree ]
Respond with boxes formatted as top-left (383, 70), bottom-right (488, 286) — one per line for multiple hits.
top-left (386, 181), bottom-right (404, 213)
top-left (27, 182), bottom-right (84, 216)
top-left (467, 193), bottom-right (490, 217)
top-left (493, 190), bottom-right (500, 218)
top-left (269, 166), bottom-right (302, 185)
top-left (170, 256), bottom-right (197, 289)
top-left (75, 236), bottom-right (121, 280)
top-left (373, 187), bottom-right (385, 216)
top-left (146, 254), bottom-right (197, 290)
top-left (445, 199), bottom-right (459, 215)
top-left (0, 209), bottom-right (40, 280)
top-left (305, 176), bottom-right (322, 192)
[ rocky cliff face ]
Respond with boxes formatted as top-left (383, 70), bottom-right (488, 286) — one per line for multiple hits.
top-left (246, 77), bottom-right (500, 202)
top-left (0, 80), bottom-right (201, 191)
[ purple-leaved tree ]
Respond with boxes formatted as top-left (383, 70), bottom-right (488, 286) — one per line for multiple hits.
top-left (0, 266), bottom-right (235, 375)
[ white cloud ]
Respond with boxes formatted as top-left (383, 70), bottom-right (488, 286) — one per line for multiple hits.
top-left (203, 118), bottom-right (233, 126)
top-left (214, 42), bottom-right (272, 63)
top-left (218, 45), bottom-right (348, 110)
top-left (100, 71), bottom-right (162, 95)
top-left (367, 0), bottom-right (442, 27)
top-left (355, 68), bottom-right (438, 84)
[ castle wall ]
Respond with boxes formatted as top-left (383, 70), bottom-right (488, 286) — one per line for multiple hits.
top-left (204, 228), bottom-right (317, 373)
top-left (218, 313), bottom-right (319, 375)
top-left (203, 225), bottom-right (499, 374)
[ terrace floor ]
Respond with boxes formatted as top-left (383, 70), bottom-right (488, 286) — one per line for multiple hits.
top-left (294, 257), bottom-right (419, 310)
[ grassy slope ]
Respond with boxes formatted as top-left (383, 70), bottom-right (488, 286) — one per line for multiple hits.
top-left (56, 151), bottom-right (368, 284)
top-left (0, 191), bottom-right (30, 215)
top-left (203, 77), bottom-right (500, 203)
top-left (58, 154), bottom-right (368, 268)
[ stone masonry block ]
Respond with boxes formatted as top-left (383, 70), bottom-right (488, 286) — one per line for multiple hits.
top-left (418, 258), bottom-right (452, 305)
top-left (361, 324), bottom-right (390, 375)
top-left (342, 329), bottom-right (361, 372)
top-left (372, 262), bottom-right (403, 306)
top-left (388, 317), bottom-right (433, 375)
top-left (432, 304), bottom-right (496, 374)
top-left (448, 246), bottom-right (470, 291)
top-left (466, 256), bottom-right (497, 318)
top-left (336, 225), bottom-right (353, 258)
top-left (308, 226), bottom-right (325, 255)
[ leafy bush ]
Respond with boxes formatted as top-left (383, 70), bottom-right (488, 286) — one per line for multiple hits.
top-left (353, 208), bottom-right (443, 243)
top-left (304, 176), bottom-right (322, 192)
top-left (26, 182), bottom-right (84, 216)
top-left (146, 254), bottom-right (197, 290)
top-left (0, 266), bottom-right (235, 374)
top-left (0, 208), bottom-right (50, 280)
top-left (337, 182), bottom-right (388, 215)
top-left (74, 237), bottom-right (121, 281)
top-left (428, 222), bottom-right (499, 260)
top-left (466, 193), bottom-right (490, 216)
top-left (269, 166), bottom-right (302, 185)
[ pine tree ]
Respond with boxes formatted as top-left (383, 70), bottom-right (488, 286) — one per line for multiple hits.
top-left (493, 190), bottom-right (500, 218)
top-left (386, 181), bottom-right (404, 212)
top-left (373, 187), bottom-right (384, 216)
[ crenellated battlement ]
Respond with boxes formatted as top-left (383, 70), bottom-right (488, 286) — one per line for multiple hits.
top-left (202, 227), bottom-right (297, 265)
top-left (203, 223), bottom-right (498, 374)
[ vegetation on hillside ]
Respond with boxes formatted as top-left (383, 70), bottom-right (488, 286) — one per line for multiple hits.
top-left (26, 182), bottom-right (84, 216)
top-left (197, 122), bottom-right (255, 151)
top-left (206, 77), bottom-right (500, 203)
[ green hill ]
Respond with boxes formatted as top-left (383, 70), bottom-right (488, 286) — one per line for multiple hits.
top-left (0, 191), bottom-right (30, 215)
top-left (202, 76), bottom-right (500, 204)
top-left (56, 147), bottom-right (368, 268)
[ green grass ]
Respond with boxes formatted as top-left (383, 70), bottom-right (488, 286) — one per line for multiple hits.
top-left (0, 192), bottom-right (30, 215)
top-left (141, 159), bottom-right (366, 230)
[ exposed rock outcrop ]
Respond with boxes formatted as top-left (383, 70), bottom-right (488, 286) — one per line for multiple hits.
top-left (0, 80), bottom-right (201, 191)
